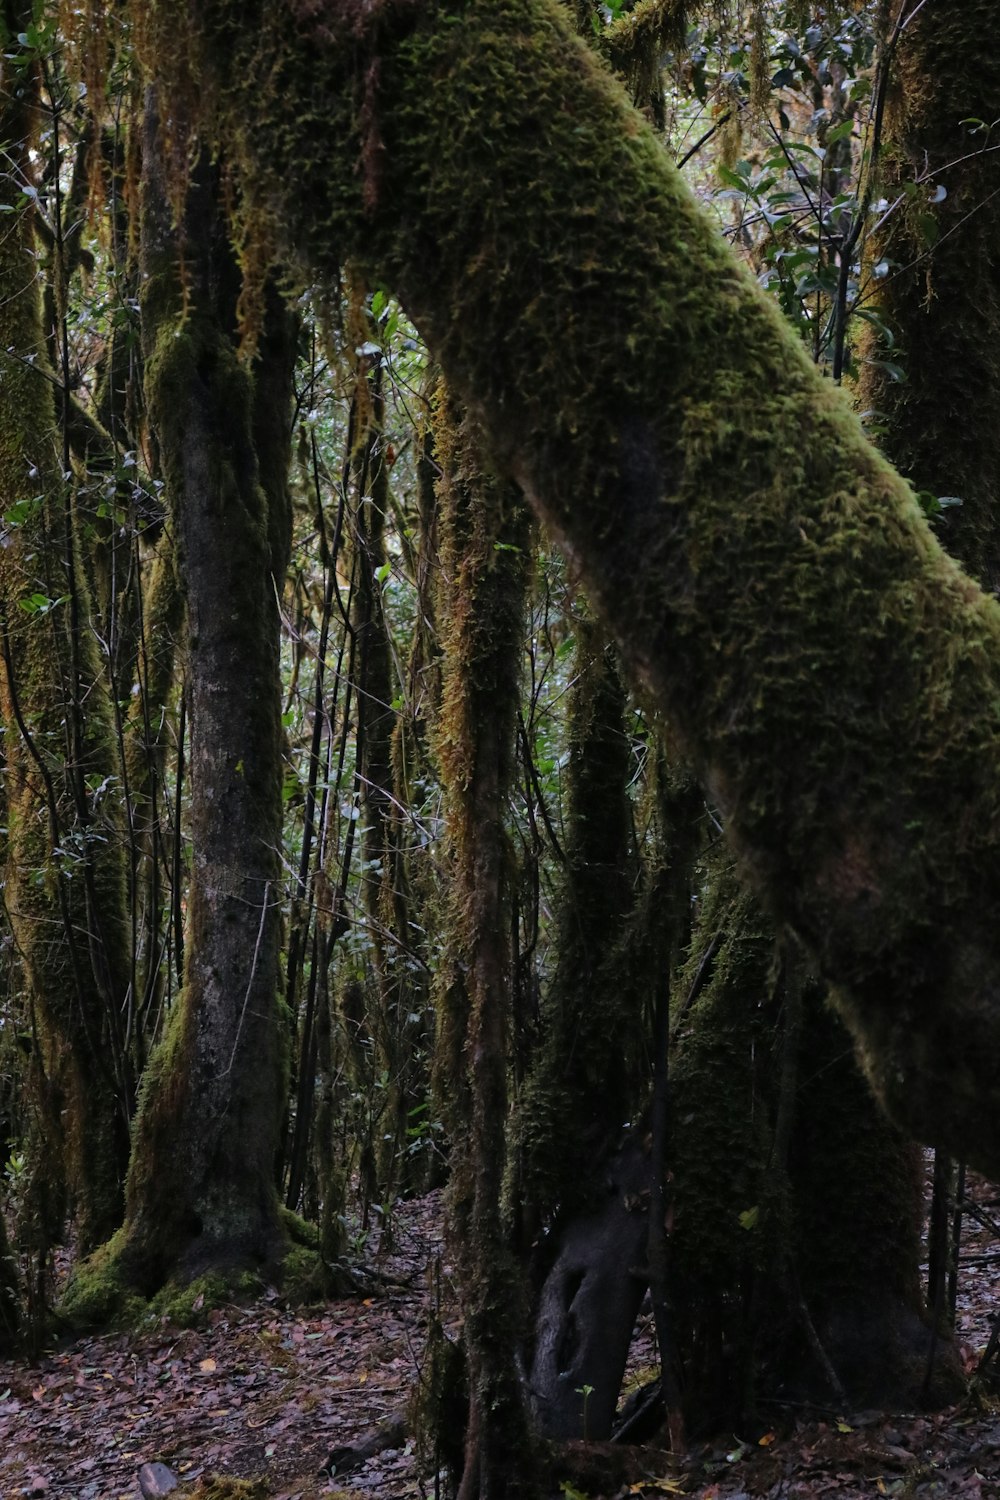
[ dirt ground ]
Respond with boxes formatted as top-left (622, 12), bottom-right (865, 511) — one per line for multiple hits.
top-left (1, 1173), bottom-right (999, 1500)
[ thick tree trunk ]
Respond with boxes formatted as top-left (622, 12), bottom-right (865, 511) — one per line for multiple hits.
top-left (141, 0), bottom-right (1000, 1175)
top-left (110, 120), bottom-right (290, 1289)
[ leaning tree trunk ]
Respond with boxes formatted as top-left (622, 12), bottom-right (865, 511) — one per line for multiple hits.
top-left (136, 0), bottom-right (1000, 1174)
top-left (103, 114), bottom-right (291, 1293)
top-left (0, 5), bottom-right (132, 1255)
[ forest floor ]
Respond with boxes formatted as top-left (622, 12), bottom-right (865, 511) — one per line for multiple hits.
top-left (1, 1175), bottom-right (1000, 1500)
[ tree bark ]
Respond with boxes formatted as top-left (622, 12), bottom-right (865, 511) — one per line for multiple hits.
top-left (113, 114), bottom-right (290, 1288)
top-left (858, 0), bottom-right (1000, 591)
top-left (0, 4), bottom-right (132, 1253)
top-left (139, 0), bottom-right (1000, 1175)
top-left (432, 395), bottom-right (535, 1498)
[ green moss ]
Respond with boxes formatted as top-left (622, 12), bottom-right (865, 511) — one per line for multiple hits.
top-left (60, 1234), bottom-right (265, 1333)
top-left (149, 1269), bottom-right (263, 1326)
top-left (58, 1231), bottom-right (148, 1332)
top-left (275, 1245), bottom-right (329, 1304)
top-left (280, 1207), bottom-right (319, 1249)
top-left (133, 0), bottom-right (1000, 1173)
top-left (182, 1480), bottom-right (267, 1500)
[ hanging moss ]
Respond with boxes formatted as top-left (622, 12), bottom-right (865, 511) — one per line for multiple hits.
top-left (599, 0), bottom-right (686, 124)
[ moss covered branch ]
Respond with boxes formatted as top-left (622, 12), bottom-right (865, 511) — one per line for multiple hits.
top-left (129, 0), bottom-right (1000, 1174)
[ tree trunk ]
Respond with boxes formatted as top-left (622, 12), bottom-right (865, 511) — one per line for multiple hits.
top-left (529, 1135), bottom-right (650, 1441)
top-left (858, 0), bottom-right (1000, 591)
top-left (514, 618), bottom-right (636, 1244)
top-left (432, 394), bottom-right (535, 1498)
top-left (149, 0), bottom-right (1000, 1174)
top-left (0, 5), bottom-right (131, 1254)
top-left (109, 117), bottom-right (290, 1290)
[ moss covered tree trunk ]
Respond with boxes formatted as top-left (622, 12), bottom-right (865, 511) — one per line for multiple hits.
top-left (351, 360), bottom-right (429, 1198)
top-left (432, 395), bottom-right (535, 1498)
top-left (516, 619), bottom-right (635, 1232)
top-left (670, 860), bottom-right (959, 1423)
top-left (0, 5), bottom-right (131, 1254)
top-left (516, 619), bottom-right (650, 1442)
top-left (858, 0), bottom-right (1000, 590)
top-left (137, 0), bottom-right (1000, 1172)
top-left (111, 118), bottom-right (290, 1290)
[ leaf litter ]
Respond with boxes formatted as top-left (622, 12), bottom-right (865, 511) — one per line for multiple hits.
top-left (1, 1174), bottom-right (999, 1499)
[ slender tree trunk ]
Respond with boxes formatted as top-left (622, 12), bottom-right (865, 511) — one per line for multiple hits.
top-left (0, 5), bottom-right (131, 1254)
top-left (515, 619), bottom-right (635, 1242)
top-left (432, 394), bottom-right (535, 1498)
top-left (352, 359), bottom-right (427, 1198)
top-left (858, 0), bottom-right (1000, 590)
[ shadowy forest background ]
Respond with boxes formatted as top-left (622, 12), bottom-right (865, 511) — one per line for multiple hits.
top-left (1, 0), bottom-right (999, 1495)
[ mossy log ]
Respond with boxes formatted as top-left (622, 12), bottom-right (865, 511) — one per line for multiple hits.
top-left (137, 0), bottom-right (1000, 1175)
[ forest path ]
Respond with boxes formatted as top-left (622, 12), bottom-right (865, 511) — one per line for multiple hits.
top-left (1, 1179), bottom-right (999, 1499)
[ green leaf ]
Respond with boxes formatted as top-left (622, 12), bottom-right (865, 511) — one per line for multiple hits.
top-left (917, 211), bottom-right (939, 246)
